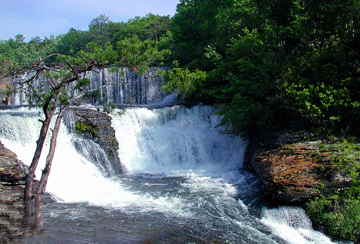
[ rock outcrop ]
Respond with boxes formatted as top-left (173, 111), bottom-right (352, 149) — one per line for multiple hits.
top-left (252, 143), bottom-right (323, 204)
top-left (248, 133), bottom-right (348, 205)
top-left (64, 107), bottom-right (122, 175)
top-left (0, 141), bottom-right (27, 243)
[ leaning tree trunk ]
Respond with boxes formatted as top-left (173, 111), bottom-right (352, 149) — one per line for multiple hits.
top-left (33, 107), bottom-right (66, 230)
top-left (24, 102), bottom-right (56, 227)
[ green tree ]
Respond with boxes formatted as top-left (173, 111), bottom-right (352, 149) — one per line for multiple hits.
top-left (112, 14), bottom-right (171, 42)
top-left (56, 28), bottom-right (92, 55)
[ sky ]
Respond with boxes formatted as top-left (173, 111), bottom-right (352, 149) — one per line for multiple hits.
top-left (0, 0), bottom-right (179, 41)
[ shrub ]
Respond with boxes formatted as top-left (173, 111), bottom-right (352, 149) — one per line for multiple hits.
top-left (307, 140), bottom-right (360, 242)
top-left (75, 121), bottom-right (98, 137)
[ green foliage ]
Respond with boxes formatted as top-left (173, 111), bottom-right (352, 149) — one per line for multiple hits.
top-left (113, 14), bottom-right (171, 42)
top-left (116, 36), bottom-right (170, 73)
top-left (84, 89), bottom-right (101, 99)
top-left (161, 68), bottom-right (207, 98)
top-left (214, 29), bottom-right (287, 136)
top-left (54, 14), bottom-right (172, 60)
top-left (307, 140), bottom-right (360, 241)
top-left (320, 140), bottom-right (360, 186)
top-left (74, 78), bottom-right (91, 90)
top-left (75, 121), bottom-right (98, 137)
top-left (307, 197), bottom-right (360, 241)
top-left (167, 0), bottom-right (360, 137)
top-left (56, 29), bottom-right (92, 55)
top-left (0, 35), bottom-right (56, 77)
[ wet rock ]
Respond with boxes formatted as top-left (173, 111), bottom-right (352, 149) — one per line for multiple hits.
top-left (0, 141), bottom-right (27, 243)
top-left (64, 107), bottom-right (123, 174)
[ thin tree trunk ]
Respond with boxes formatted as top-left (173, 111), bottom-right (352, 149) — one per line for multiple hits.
top-left (23, 61), bottom-right (98, 228)
top-left (38, 107), bottom-right (65, 195)
top-left (24, 103), bottom-right (56, 226)
top-left (33, 107), bottom-right (66, 230)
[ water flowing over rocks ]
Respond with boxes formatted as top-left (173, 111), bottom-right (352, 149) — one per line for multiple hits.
top-left (64, 107), bottom-right (123, 175)
top-left (0, 108), bottom-right (342, 243)
top-left (11, 67), bottom-right (168, 106)
top-left (0, 141), bottom-right (27, 243)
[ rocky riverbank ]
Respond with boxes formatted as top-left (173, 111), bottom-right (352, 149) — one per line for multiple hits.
top-left (247, 132), bottom-right (359, 242)
top-left (0, 141), bottom-right (27, 243)
top-left (247, 132), bottom-right (345, 204)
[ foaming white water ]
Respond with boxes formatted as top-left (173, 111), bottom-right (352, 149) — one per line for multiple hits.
top-left (111, 106), bottom-right (246, 181)
top-left (0, 108), bottom-right (189, 216)
top-left (261, 207), bottom-right (337, 244)
top-left (1, 107), bottom-right (342, 244)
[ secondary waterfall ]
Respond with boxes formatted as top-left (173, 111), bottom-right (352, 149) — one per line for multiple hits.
top-left (10, 67), bottom-right (167, 106)
top-left (0, 106), bottom-right (342, 244)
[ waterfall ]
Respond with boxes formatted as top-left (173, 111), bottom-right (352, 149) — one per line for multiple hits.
top-left (0, 108), bottom-right (127, 204)
top-left (110, 106), bottom-right (341, 244)
top-left (0, 106), bottom-right (343, 244)
top-left (111, 105), bottom-right (246, 179)
top-left (0, 108), bottom-right (199, 213)
top-left (10, 67), bottom-right (167, 106)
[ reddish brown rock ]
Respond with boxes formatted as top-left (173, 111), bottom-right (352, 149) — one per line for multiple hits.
top-left (251, 143), bottom-right (326, 204)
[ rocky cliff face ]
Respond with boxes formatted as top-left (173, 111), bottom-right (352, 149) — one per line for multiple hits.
top-left (0, 141), bottom-right (27, 243)
top-left (64, 107), bottom-right (122, 175)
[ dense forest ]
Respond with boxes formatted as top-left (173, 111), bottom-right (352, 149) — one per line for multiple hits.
top-left (1, 0), bottom-right (360, 241)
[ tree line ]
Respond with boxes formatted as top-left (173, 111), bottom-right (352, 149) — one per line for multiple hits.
top-left (167, 0), bottom-right (360, 138)
top-left (1, 0), bottom-right (360, 240)
top-left (1, 1), bottom-right (360, 138)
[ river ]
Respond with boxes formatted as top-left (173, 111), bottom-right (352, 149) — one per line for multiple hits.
top-left (0, 106), bottom-right (340, 244)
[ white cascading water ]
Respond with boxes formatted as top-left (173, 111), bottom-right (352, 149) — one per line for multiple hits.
top-left (261, 207), bottom-right (339, 244)
top-left (111, 106), bottom-right (341, 244)
top-left (0, 108), bottom-right (187, 214)
top-left (112, 106), bottom-right (245, 179)
top-left (0, 106), bottom-right (343, 243)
